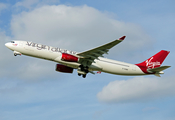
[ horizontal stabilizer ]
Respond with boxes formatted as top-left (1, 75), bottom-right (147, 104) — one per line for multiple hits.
top-left (154, 74), bottom-right (161, 77)
top-left (148, 66), bottom-right (171, 73)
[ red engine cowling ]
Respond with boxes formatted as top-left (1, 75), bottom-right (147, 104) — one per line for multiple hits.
top-left (55, 64), bottom-right (73, 73)
top-left (61, 53), bottom-right (78, 62)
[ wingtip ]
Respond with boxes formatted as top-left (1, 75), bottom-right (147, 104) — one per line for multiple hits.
top-left (119, 36), bottom-right (126, 40)
top-left (162, 50), bottom-right (170, 54)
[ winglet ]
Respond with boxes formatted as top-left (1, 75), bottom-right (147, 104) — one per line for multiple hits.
top-left (119, 36), bottom-right (126, 40)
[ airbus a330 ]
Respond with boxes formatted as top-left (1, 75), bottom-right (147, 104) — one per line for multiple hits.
top-left (5, 36), bottom-right (170, 78)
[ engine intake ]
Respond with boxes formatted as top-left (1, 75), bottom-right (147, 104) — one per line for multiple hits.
top-left (61, 53), bottom-right (78, 62)
top-left (55, 64), bottom-right (73, 73)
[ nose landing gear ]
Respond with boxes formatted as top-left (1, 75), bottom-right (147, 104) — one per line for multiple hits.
top-left (14, 51), bottom-right (21, 56)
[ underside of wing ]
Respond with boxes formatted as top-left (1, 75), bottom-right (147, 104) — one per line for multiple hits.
top-left (76, 36), bottom-right (126, 67)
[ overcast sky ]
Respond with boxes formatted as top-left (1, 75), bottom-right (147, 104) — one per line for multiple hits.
top-left (0, 0), bottom-right (175, 120)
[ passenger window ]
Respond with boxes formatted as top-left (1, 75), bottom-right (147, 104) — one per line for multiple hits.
top-left (11, 41), bottom-right (15, 43)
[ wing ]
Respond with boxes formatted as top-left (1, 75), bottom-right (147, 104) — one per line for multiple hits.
top-left (77, 36), bottom-right (126, 66)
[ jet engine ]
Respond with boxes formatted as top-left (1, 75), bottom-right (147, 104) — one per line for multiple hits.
top-left (55, 64), bottom-right (73, 73)
top-left (61, 53), bottom-right (78, 62)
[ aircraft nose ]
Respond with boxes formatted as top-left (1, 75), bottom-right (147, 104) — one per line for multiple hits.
top-left (5, 43), bottom-right (7, 46)
top-left (5, 42), bottom-right (11, 48)
top-left (5, 43), bottom-right (9, 47)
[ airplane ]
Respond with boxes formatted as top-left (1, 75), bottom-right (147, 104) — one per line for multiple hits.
top-left (5, 36), bottom-right (171, 78)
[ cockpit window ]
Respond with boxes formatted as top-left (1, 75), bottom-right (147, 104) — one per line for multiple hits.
top-left (11, 41), bottom-right (15, 43)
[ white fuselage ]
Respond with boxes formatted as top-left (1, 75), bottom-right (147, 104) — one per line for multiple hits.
top-left (5, 41), bottom-right (145, 76)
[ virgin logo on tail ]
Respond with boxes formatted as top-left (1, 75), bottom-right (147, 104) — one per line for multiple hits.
top-left (145, 57), bottom-right (160, 69)
top-left (135, 50), bottom-right (170, 74)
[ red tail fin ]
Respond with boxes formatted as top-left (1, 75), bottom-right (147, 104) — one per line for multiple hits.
top-left (136, 50), bottom-right (170, 73)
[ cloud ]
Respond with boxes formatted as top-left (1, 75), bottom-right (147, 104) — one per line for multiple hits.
top-left (0, 3), bottom-right (8, 14)
top-left (0, 31), bottom-right (12, 72)
top-left (11, 5), bottom-right (152, 52)
top-left (14, 0), bottom-right (40, 9)
top-left (14, 0), bottom-right (59, 10)
top-left (97, 76), bottom-right (175, 103)
top-left (16, 59), bottom-right (59, 80)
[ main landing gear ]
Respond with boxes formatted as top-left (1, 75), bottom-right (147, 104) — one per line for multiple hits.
top-left (78, 73), bottom-right (87, 78)
top-left (77, 65), bottom-right (88, 78)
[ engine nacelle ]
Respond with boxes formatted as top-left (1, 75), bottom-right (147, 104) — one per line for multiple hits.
top-left (61, 53), bottom-right (78, 62)
top-left (55, 64), bottom-right (73, 73)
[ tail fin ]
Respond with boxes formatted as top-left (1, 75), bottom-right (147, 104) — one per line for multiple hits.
top-left (136, 50), bottom-right (170, 74)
